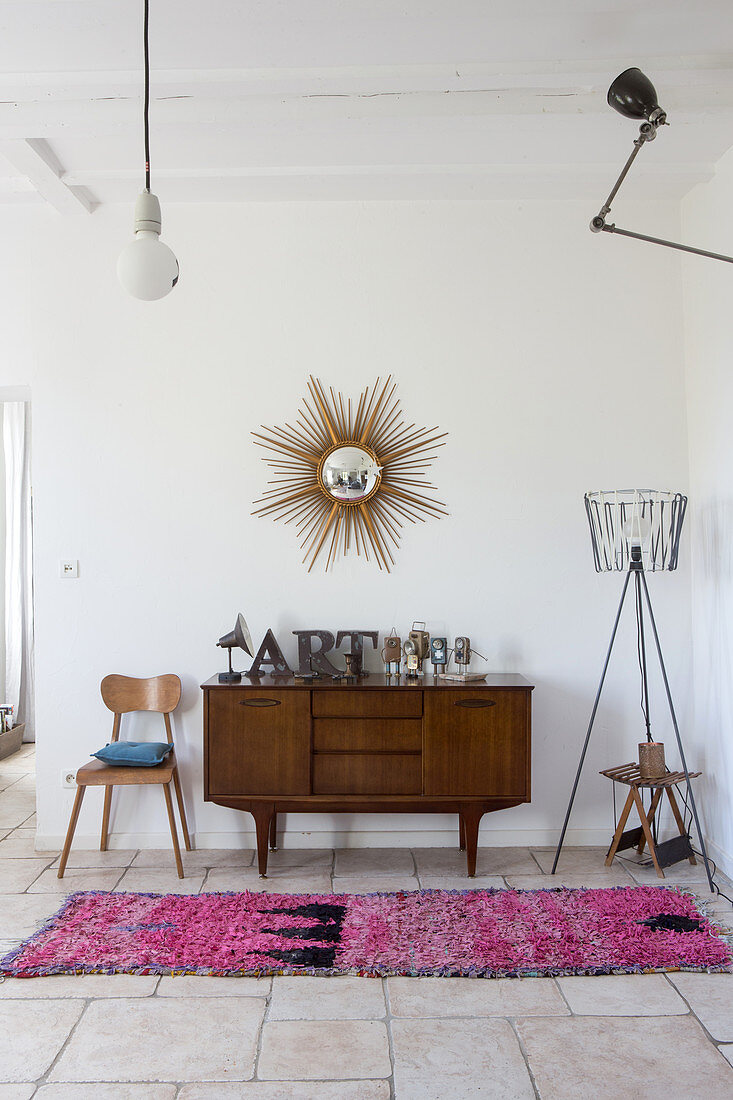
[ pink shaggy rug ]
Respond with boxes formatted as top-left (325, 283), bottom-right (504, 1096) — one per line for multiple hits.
top-left (1, 886), bottom-right (730, 979)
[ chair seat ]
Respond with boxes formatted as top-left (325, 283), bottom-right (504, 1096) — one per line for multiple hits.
top-left (76, 750), bottom-right (177, 787)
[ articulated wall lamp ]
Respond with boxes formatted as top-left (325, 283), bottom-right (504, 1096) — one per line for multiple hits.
top-left (591, 67), bottom-right (733, 265)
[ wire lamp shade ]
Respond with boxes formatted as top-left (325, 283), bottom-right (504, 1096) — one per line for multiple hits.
top-left (585, 489), bottom-right (687, 572)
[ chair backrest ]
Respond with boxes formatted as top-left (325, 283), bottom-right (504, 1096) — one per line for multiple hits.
top-left (100, 674), bottom-right (182, 716)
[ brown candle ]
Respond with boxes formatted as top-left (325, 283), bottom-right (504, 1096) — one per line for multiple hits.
top-left (638, 741), bottom-right (666, 779)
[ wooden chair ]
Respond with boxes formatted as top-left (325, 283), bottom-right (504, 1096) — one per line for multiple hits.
top-left (58, 674), bottom-right (191, 879)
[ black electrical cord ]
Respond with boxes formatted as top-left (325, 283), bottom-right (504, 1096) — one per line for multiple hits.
top-left (143, 0), bottom-right (151, 191)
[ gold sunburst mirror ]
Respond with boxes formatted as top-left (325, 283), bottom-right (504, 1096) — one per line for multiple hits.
top-left (252, 376), bottom-right (447, 572)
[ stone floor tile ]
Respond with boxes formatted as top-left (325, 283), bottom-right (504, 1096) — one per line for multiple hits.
top-left (0, 857), bottom-right (55, 891)
top-left (388, 976), bottom-right (568, 1017)
top-left (413, 847), bottom-right (539, 877)
top-left (505, 872), bottom-right (635, 890)
top-left (131, 848), bottom-right (255, 871)
top-left (28, 868), bottom-right (123, 894)
top-left (269, 975), bottom-right (386, 1019)
top-left (113, 870), bottom-right (205, 895)
top-left (264, 848), bottom-right (334, 871)
top-left (0, 834), bottom-right (57, 858)
top-left (48, 849), bottom-right (138, 869)
top-left (177, 1083), bottom-right (390, 1099)
top-left (0, 894), bottom-right (62, 940)
top-left (392, 1017), bottom-right (534, 1099)
top-left (236, 875), bottom-right (333, 895)
top-left (36, 1086), bottom-right (177, 1099)
top-left (556, 974), bottom-right (688, 1015)
top-left (623, 858), bottom-right (716, 885)
top-left (719, 1045), bottom-right (733, 1068)
top-left (531, 846), bottom-right (628, 874)
top-left (0, 793), bottom-right (36, 830)
top-left (258, 1020), bottom-right (391, 1080)
top-left (332, 876), bottom-right (419, 894)
top-left (0, 975), bottom-right (158, 998)
top-left (668, 972), bottom-right (733, 1040)
top-left (200, 870), bottom-right (268, 893)
top-left (334, 848), bottom-right (414, 876)
top-left (475, 847), bottom-right (542, 877)
top-left (517, 1016), bottom-right (733, 1099)
top-left (156, 975), bottom-right (271, 997)
top-left (0, 999), bottom-right (83, 1082)
top-left (417, 874), bottom-right (506, 891)
top-left (49, 997), bottom-right (266, 1082)
top-left (0, 1086), bottom-right (36, 1099)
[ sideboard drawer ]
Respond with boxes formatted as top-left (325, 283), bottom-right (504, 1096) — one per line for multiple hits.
top-left (312, 689), bottom-right (423, 718)
top-left (313, 718), bottom-right (422, 753)
top-left (313, 753), bottom-right (422, 795)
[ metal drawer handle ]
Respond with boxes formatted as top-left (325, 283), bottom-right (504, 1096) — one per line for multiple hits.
top-left (455, 699), bottom-right (496, 709)
top-left (240, 698), bottom-right (282, 707)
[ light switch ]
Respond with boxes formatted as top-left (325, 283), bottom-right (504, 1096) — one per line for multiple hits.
top-left (59, 560), bottom-right (79, 578)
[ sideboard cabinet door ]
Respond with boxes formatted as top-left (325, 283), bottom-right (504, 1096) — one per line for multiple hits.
top-left (207, 689), bottom-right (311, 796)
top-left (423, 689), bottom-right (531, 798)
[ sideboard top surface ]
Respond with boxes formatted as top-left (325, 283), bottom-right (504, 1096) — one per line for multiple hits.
top-left (201, 672), bottom-right (534, 691)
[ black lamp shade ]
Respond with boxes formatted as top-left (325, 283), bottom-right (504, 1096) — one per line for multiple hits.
top-left (607, 68), bottom-right (660, 120)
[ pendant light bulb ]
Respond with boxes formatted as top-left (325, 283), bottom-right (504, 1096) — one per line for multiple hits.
top-left (117, 190), bottom-right (179, 301)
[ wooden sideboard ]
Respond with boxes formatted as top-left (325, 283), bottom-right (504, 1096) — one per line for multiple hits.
top-left (201, 673), bottom-right (533, 877)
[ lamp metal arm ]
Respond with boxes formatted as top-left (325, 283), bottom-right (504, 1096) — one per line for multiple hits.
top-left (590, 119), bottom-right (733, 265)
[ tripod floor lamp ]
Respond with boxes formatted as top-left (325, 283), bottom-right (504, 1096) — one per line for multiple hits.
top-left (552, 489), bottom-right (715, 891)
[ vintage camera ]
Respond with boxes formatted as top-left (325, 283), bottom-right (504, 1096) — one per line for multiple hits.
top-left (383, 633), bottom-right (401, 675)
top-left (403, 638), bottom-right (421, 677)
top-left (454, 636), bottom-right (471, 669)
top-left (409, 622), bottom-right (430, 662)
top-left (430, 637), bottom-right (447, 675)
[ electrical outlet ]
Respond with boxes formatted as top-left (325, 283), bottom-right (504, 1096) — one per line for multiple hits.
top-left (61, 770), bottom-right (77, 788)
top-left (59, 560), bottom-right (79, 579)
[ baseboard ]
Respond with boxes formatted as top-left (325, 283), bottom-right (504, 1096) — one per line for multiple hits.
top-left (34, 826), bottom-right (612, 852)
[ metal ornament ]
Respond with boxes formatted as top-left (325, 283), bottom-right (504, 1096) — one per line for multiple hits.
top-left (292, 630), bottom-right (342, 677)
top-left (246, 629), bottom-right (292, 678)
top-left (252, 376), bottom-right (447, 572)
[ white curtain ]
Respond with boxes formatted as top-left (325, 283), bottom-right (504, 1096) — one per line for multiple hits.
top-left (4, 402), bottom-right (34, 740)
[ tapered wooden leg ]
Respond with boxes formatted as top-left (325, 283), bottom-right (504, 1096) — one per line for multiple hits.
top-left (605, 789), bottom-right (635, 866)
top-left (269, 812), bottom-right (278, 852)
top-left (163, 782), bottom-right (184, 878)
top-left (461, 807), bottom-right (483, 877)
top-left (459, 815), bottom-right (466, 851)
top-left (637, 787), bottom-right (663, 856)
top-left (172, 767), bottom-right (192, 851)
top-left (100, 786), bottom-right (113, 851)
top-left (58, 786), bottom-right (85, 878)
top-left (666, 787), bottom-right (697, 864)
top-left (631, 786), bottom-right (664, 878)
top-left (252, 805), bottom-right (273, 876)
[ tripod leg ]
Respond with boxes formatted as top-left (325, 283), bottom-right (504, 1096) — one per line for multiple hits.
top-left (551, 571), bottom-right (632, 874)
top-left (639, 572), bottom-right (715, 891)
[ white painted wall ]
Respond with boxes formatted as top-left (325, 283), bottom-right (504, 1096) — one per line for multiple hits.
top-left (0, 198), bottom-right (693, 850)
top-left (681, 148), bottom-right (733, 879)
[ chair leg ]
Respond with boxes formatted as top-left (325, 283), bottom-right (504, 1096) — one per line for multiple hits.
top-left (100, 786), bottom-right (113, 851)
top-left (58, 786), bottom-right (86, 879)
top-left (171, 766), bottom-right (192, 851)
top-left (163, 782), bottom-right (184, 878)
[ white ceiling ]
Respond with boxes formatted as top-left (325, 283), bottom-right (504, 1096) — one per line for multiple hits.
top-left (1, 0), bottom-right (732, 212)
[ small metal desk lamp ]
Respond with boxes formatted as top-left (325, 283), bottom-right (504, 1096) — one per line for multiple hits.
top-left (217, 613), bottom-right (254, 683)
top-left (552, 490), bottom-right (714, 890)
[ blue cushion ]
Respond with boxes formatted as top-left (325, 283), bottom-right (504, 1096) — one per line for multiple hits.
top-left (91, 741), bottom-right (174, 767)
